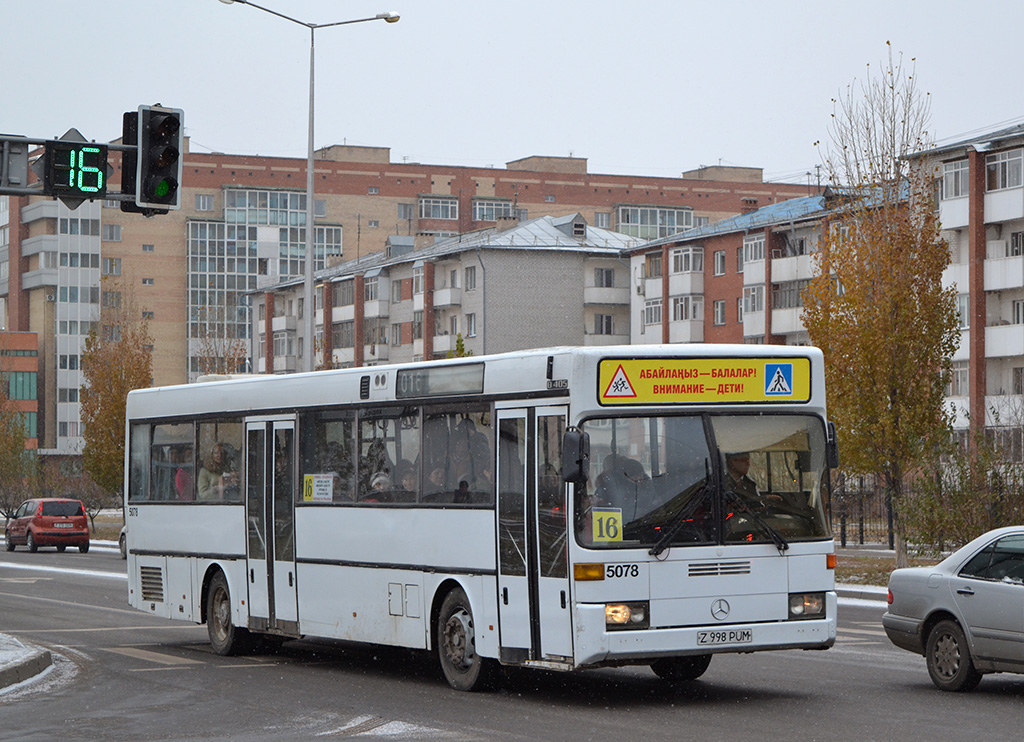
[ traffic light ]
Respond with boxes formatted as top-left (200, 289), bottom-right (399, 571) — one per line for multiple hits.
top-left (42, 130), bottom-right (108, 205)
top-left (136, 105), bottom-right (183, 210)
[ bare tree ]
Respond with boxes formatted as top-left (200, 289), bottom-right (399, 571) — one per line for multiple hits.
top-left (803, 44), bottom-right (959, 567)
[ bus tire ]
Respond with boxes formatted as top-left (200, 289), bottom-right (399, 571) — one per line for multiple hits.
top-left (437, 587), bottom-right (495, 691)
top-left (206, 572), bottom-right (251, 656)
top-left (650, 654), bottom-right (712, 682)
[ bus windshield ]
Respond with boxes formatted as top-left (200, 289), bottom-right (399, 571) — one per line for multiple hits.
top-left (576, 413), bottom-right (830, 549)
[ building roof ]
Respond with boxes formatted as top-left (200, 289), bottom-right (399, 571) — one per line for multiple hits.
top-left (629, 194), bottom-right (831, 252)
top-left (259, 214), bottom-right (644, 291)
top-left (917, 122), bottom-right (1024, 160)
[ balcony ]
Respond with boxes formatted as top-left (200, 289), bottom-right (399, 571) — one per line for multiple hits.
top-left (584, 285), bottom-right (630, 305)
top-left (433, 287), bottom-right (461, 307)
top-left (943, 263), bottom-right (970, 292)
top-left (743, 310), bottom-right (765, 338)
top-left (668, 320), bottom-right (703, 344)
top-left (743, 260), bottom-right (765, 286)
top-left (20, 233), bottom-right (58, 257)
top-left (770, 255), bottom-right (814, 284)
top-left (585, 333), bottom-right (630, 346)
top-left (938, 196), bottom-right (969, 230)
top-left (771, 307), bottom-right (803, 335)
top-left (364, 299), bottom-right (390, 318)
top-left (433, 333), bottom-right (453, 354)
top-left (985, 255), bottom-right (1024, 292)
top-left (643, 277), bottom-right (662, 299)
top-left (985, 186), bottom-right (1024, 223)
top-left (666, 273), bottom-right (703, 298)
top-left (271, 315), bottom-right (297, 332)
top-left (985, 323), bottom-right (1024, 358)
top-left (272, 355), bottom-right (299, 373)
top-left (363, 343), bottom-right (389, 362)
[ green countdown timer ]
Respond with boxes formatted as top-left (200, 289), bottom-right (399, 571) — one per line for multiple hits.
top-left (44, 141), bottom-right (108, 198)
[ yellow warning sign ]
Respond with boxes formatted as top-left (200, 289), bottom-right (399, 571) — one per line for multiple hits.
top-left (598, 357), bottom-right (811, 405)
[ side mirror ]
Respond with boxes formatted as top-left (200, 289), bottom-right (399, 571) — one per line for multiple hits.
top-left (826, 421), bottom-right (840, 470)
top-left (562, 427), bottom-right (590, 485)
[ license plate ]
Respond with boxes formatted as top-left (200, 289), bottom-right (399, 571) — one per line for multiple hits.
top-left (54, 522), bottom-right (73, 529)
top-left (697, 629), bottom-right (752, 645)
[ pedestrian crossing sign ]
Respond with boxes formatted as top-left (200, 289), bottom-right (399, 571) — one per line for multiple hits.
top-left (764, 363), bottom-right (793, 396)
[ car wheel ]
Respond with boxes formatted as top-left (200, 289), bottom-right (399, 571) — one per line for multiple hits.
top-left (4, 531), bottom-right (13, 552)
top-left (78, 542), bottom-right (89, 554)
top-left (206, 572), bottom-right (251, 656)
top-left (650, 654), bottom-right (713, 681)
top-left (926, 619), bottom-right (982, 692)
top-left (119, 531), bottom-right (127, 559)
top-left (26, 531), bottom-right (37, 553)
top-left (56, 545), bottom-right (66, 553)
top-left (436, 586), bottom-right (496, 691)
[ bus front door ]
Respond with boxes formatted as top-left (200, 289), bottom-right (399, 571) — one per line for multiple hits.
top-left (245, 417), bottom-right (298, 635)
top-left (496, 407), bottom-right (573, 664)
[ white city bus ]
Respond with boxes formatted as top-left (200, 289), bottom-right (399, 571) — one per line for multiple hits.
top-left (124, 344), bottom-right (838, 690)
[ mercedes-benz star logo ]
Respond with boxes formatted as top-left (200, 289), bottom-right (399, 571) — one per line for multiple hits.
top-left (711, 598), bottom-right (730, 621)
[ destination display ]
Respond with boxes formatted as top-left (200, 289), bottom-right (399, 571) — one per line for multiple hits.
top-left (598, 357), bottom-right (811, 405)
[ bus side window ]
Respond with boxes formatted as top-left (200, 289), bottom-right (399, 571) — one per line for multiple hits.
top-left (299, 410), bottom-right (355, 504)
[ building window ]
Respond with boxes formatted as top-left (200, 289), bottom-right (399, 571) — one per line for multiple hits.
top-left (714, 250), bottom-right (726, 276)
top-left (594, 212), bottom-right (611, 229)
top-left (413, 267), bottom-right (424, 294)
top-left (142, 311), bottom-right (154, 320)
top-left (986, 149), bottom-right (1023, 191)
top-left (941, 160), bottom-right (969, 200)
top-left (594, 267), bottom-right (614, 288)
top-left (364, 277), bottom-right (378, 302)
top-left (449, 269), bottom-right (458, 288)
top-left (948, 360), bottom-right (969, 397)
top-left (671, 247), bottom-right (704, 273)
top-left (713, 300), bottom-right (726, 326)
top-left (671, 295), bottom-right (703, 322)
top-left (1014, 299), bottom-right (1024, 325)
top-left (314, 199), bottom-right (326, 218)
top-left (413, 311), bottom-right (423, 340)
top-left (142, 243), bottom-right (154, 252)
top-left (743, 285), bottom-right (764, 313)
top-left (1014, 367), bottom-right (1024, 396)
top-left (391, 323), bottom-right (403, 347)
top-left (391, 280), bottom-right (403, 303)
top-left (142, 277), bottom-right (154, 286)
top-left (643, 299), bottom-right (662, 326)
top-left (1010, 231), bottom-right (1024, 257)
top-left (102, 257), bottom-right (121, 276)
top-left (334, 281), bottom-right (354, 307)
top-left (419, 197), bottom-right (458, 220)
top-left (644, 253), bottom-right (662, 279)
top-left (464, 265), bottom-right (476, 291)
top-left (472, 199), bottom-right (513, 221)
top-left (771, 279), bottom-right (811, 309)
top-left (398, 203), bottom-right (415, 221)
top-left (332, 320), bottom-right (354, 349)
top-left (545, 195), bottom-right (556, 203)
top-left (617, 206), bottom-right (693, 240)
top-left (102, 224), bottom-right (121, 241)
top-left (368, 220), bottom-right (380, 228)
top-left (466, 313), bottom-right (477, 337)
top-left (368, 186), bottom-right (380, 195)
top-left (737, 297), bottom-right (744, 323)
top-left (196, 194), bottom-right (214, 211)
top-left (591, 314), bottom-right (612, 335)
top-left (737, 246), bottom-right (744, 273)
top-left (743, 234), bottom-right (765, 263)
top-left (956, 294), bottom-right (970, 329)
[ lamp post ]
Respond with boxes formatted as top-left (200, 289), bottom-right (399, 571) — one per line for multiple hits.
top-left (218, 0), bottom-right (399, 373)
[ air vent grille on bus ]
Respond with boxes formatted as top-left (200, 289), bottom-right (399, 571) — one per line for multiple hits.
top-left (140, 566), bottom-right (165, 602)
top-left (689, 561), bottom-right (751, 577)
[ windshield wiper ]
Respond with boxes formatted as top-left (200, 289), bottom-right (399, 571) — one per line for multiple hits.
top-left (724, 490), bottom-right (789, 554)
top-left (648, 483), bottom-right (713, 557)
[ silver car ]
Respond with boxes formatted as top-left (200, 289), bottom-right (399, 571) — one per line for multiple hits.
top-left (883, 526), bottom-right (1024, 691)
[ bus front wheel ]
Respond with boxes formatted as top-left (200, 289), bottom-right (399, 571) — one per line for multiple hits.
top-left (436, 587), bottom-right (495, 691)
top-left (206, 572), bottom-right (251, 656)
top-left (650, 654), bottom-right (712, 681)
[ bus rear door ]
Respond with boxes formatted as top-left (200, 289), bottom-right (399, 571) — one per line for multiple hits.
top-left (245, 416), bottom-right (298, 635)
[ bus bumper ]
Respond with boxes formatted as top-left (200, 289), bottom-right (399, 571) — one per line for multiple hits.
top-left (573, 593), bottom-right (837, 667)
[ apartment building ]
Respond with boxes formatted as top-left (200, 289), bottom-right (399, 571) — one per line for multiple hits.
top-left (626, 194), bottom-right (829, 347)
top-left (252, 213), bottom-right (643, 371)
top-left (1, 143), bottom-right (810, 454)
top-left (920, 124), bottom-right (1024, 447)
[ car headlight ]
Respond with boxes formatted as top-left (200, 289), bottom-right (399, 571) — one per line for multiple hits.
top-left (606, 601), bottom-right (650, 630)
top-left (788, 592), bottom-right (825, 620)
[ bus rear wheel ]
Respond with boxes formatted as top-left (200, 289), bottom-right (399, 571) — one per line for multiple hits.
top-left (650, 654), bottom-right (712, 681)
top-left (206, 572), bottom-right (251, 656)
top-left (437, 587), bottom-right (495, 691)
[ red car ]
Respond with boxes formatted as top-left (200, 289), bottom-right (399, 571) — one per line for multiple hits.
top-left (5, 498), bottom-right (90, 553)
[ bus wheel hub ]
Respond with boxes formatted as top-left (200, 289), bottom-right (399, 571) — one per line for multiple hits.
top-left (443, 609), bottom-right (475, 668)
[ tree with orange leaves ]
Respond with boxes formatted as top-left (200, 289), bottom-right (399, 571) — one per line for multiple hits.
top-left (803, 44), bottom-right (959, 567)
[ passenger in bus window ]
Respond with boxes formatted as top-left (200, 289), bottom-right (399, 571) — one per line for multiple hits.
top-left (175, 446), bottom-right (194, 501)
top-left (393, 461), bottom-right (417, 502)
top-left (198, 443), bottom-right (238, 500)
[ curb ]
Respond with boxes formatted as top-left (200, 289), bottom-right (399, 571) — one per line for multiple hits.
top-left (0, 647), bottom-right (53, 691)
top-left (836, 584), bottom-right (888, 603)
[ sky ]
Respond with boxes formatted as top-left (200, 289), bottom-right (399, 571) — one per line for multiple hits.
top-left (3, 0), bottom-right (1023, 185)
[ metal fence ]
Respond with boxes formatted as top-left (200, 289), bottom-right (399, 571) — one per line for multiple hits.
top-left (832, 476), bottom-right (892, 547)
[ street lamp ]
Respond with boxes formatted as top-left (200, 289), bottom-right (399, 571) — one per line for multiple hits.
top-left (218, 0), bottom-right (400, 373)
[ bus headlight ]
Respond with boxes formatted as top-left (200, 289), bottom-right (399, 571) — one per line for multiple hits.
top-left (605, 601), bottom-right (649, 630)
top-left (788, 592), bottom-right (825, 620)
